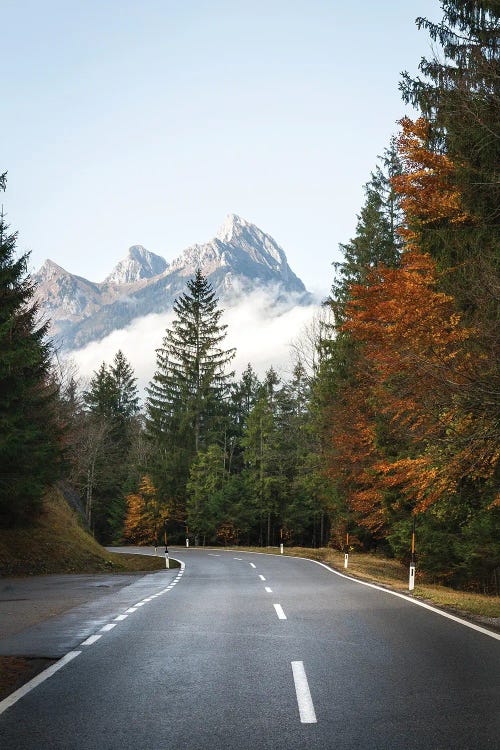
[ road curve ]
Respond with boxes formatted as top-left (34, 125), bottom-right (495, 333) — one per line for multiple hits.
top-left (0, 548), bottom-right (498, 749)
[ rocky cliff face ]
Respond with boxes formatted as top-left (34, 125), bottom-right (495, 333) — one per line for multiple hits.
top-left (33, 215), bottom-right (309, 350)
top-left (104, 245), bottom-right (168, 284)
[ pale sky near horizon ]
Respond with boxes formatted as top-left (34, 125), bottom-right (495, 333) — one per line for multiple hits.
top-left (4, 0), bottom-right (440, 296)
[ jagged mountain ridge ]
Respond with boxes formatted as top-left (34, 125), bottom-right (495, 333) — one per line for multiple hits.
top-left (33, 214), bottom-right (309, 350)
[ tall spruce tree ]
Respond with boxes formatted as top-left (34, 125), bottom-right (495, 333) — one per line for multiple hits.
top-left (79, 351), bottom-right (140, 541)
top-left (400, 1), bottom-right (499, 318)
top-left (109, 350), bottom-right (140, 422)
top-left (0, 173), bottom-right (60, 525)
top-left (401, 1), bottom-right (499, 225)
top-left (146, 270), bottom-right (235, 512)
top-left (331, 140), bottom-right (404, 317)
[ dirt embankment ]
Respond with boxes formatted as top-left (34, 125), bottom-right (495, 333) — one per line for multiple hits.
top-left (0, 487), bottom-right (166, 577)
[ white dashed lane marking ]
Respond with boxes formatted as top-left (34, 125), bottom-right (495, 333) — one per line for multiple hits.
top-left (273, 604), bottom-right (287, 620)
top-left (291, 661), bottom-right (317, 723)
top-left (81, 634), bottom-right (102, 646)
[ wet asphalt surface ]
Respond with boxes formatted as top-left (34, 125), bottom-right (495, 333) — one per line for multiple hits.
top-left (0, 548), bottom-right (498, 750)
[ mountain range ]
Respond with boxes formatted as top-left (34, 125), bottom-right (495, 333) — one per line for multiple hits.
top-left (33, 214), bottom-right (309, 351)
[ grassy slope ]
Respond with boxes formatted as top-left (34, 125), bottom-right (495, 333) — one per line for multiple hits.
top-left (0, 487), bottom-right (171, 576)
top-left (220, 546), bottom-right (500, 620)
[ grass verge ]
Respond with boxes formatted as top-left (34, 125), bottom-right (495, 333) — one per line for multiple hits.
top-left (0, 488), bottom-right (171, 576)
top-left (219, 545), bottom-right (500, 620)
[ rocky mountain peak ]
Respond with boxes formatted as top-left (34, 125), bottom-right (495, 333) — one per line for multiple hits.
top-left (33, 214), bottom-right (309, 350)
top-left (36, 258), bottom-right (69, 282)
top-left (215, 214), bottom-right (286, 266)
top-left (216, 213), bottom-right (251, 243)
top-left (105, 245), bottom-right (168, 285)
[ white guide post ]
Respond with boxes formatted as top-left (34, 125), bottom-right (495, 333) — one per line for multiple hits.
top-left (344, 553), bottom-right (349, 569)
top-left (280, 543), bottom-right (284, 554)
top-left (185, 538), bottom-right (189, 548)
top-left (409, 563), bottom-right (415, 591)
top-left (165, 553), bottom-right (170, 569)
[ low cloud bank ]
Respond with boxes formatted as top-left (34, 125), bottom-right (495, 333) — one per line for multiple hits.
top-left (68, 288), bottom-right (322, 396)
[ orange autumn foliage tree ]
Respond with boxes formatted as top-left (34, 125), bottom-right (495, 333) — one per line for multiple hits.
top-left (123, 475), bottom-right (168, 545)
top-left (393, 117), bottom-right (471, 247)
top-left (328, 377), bottom-right (386, 535)
top-left (343, 250), bottom-right (497, 513)
top-left (327, 116), bottom-right (498, 544)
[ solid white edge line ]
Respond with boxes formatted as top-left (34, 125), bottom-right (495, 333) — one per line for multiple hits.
top-left (274, 603), bottom-right (287, 620)
top-left (203, 548), bottom-right (499, 641)
top-left (0, 650), bottom-right (81, 717)
top-left (305, 558), bottom-right (500, 641)
top-left (291, 661), bottom-right (317, 724)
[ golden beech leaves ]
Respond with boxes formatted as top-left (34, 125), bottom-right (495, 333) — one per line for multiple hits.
top-left (339, 248), bottom-right (496, 515)
top-left (123, 475), bottom-right (168, 545)
top-left (345, 250), bottom-right (472, 385)
top-left (393, 117), bottom-right (471, 247)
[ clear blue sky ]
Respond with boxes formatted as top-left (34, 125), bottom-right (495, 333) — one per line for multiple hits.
top-left (3, 0), bottom-right (441, 295)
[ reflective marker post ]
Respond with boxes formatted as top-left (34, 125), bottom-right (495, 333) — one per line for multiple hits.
top-left (280, 528), bottom-right (284, 555)
top-left (164, 526), bottom-right (169, 569)
top-left (344, 532), bottom-right (349, 569)
top-left (409, 516), bottom-right (416, 591)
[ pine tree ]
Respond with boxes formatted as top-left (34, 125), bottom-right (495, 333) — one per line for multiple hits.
top-left (83, 351), bottom-right (139, 424)
top-left (109, 350), bottom-right (140, 422)
top-left (242, 390), bottom-right (275, 546)
top-left (331, 140), bottom-right (404, 318)
top-left (400, 1), bottom-right (499, 225)
top-left (399, 2), bottom-right (499, 322)
top-left (146, 270), bottom-right (235, 509)
top-left (83, 363), bottom-right (115, 418)
top-left (0, 173), bottom-right (61, 525)
top-left (186, 444), bottom-right (227, 544)
top-left (79, 351), bottom-right (140, 541)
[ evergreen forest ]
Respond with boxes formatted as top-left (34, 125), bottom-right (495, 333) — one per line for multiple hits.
top-left (1, 1), bottom-right (498, 593)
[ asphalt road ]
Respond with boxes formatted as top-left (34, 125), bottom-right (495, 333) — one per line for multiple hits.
top-left (0, 548), bottom-right (498, 749)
